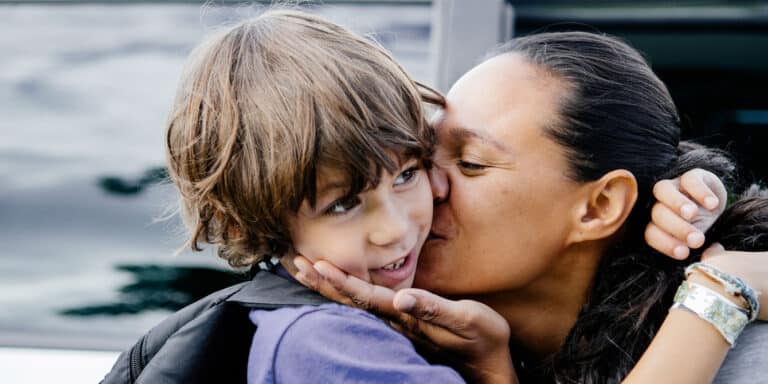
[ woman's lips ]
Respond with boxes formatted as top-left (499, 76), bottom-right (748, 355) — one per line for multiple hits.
top-left (369, 250), bottom-right (418, 289)
top-left (427, 230), bottom-right (446, 240)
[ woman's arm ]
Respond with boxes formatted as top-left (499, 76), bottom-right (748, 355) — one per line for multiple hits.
top-left (296, 248), bottom-right (765, 384)
top-left (625, 244), bottom-right (766, 383)
top-left (286, 257), bottom-right (517, 384)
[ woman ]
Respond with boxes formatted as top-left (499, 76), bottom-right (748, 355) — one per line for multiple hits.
top-left (294, 31), bottom-right (767, 382)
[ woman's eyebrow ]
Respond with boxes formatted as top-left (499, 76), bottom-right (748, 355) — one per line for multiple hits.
top-left (447, 125), bottom-right (512, 154)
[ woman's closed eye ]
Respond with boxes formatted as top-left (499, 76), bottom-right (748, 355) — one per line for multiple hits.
top-left (324, 195), bottom-right (361, 216)
top-left (457, 160), bottom-right (488, 172)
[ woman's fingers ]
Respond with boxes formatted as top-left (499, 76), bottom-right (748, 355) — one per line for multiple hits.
top-left (390, 288), bottom-right (514, 382)
top-left (292, 255), bottom-right (353, 305)
top-left (297, 258), bottom-right (515, 380)
top-left (311, 260), bottom-right (399, 316)
top-left (394, 288), bottom-right (510, 342)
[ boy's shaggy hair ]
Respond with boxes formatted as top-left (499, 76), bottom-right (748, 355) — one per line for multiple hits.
top-left (166, 9), bottom-right (440, 267)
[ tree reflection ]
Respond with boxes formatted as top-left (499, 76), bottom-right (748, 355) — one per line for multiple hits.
top-left (98, 166), bottom-right (168, 196)
top-left (61, 264), bottom-right (248, 316)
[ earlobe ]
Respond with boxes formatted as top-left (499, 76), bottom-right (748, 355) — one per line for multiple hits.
top-left (568, 170), bottom-right (638, 244)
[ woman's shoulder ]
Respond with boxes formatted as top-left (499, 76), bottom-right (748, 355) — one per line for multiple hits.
top-left (714, 322), bottom-right (768, 384)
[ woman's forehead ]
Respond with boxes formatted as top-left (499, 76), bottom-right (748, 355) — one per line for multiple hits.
top-left (438, 56), bottom-right (565, 148)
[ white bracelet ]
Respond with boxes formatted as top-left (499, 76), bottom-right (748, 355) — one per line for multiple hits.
top-left (685, 262), bottom-right (760, 322)
top-left (671, 281), bottom-right (749, 347)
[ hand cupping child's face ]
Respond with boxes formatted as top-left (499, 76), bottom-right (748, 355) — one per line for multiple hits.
top-left (288, 158), bottom-right (433, 291)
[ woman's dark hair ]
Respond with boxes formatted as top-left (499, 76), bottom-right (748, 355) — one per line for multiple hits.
top-left (703, 185), bottom-right (768, 252)
top-left (490, 32), bottom-right (742, 383)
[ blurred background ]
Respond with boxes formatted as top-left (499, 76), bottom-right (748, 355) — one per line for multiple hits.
top-left (0, 0), bottom-right (766, 381)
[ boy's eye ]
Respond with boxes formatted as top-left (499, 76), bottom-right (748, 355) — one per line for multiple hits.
top-left (394, 166), bottom-right (419, 186)
top-left (324, 196), bottom-right (361, 215)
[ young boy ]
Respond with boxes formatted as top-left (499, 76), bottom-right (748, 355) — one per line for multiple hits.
top-left (165, 9), bottom-right (472, 383)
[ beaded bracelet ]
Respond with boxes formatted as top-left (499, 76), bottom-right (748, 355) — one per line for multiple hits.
top-left (671, 281), bottom-right (750, 346)
top-left (685, 262), bottom-right (760, 322)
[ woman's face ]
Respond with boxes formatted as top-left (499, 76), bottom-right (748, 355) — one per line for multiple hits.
top-left (414, 53), bottom-right (584, 295)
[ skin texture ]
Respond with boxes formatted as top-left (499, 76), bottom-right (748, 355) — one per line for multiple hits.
top-left (288, 158), bottom-right (432, 291)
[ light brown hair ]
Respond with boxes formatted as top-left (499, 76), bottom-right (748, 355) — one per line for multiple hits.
top-left (165, 9), bottom-right (440, 268)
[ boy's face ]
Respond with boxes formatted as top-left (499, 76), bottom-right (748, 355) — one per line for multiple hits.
top-left (288, 158), bottom-right (432, 291)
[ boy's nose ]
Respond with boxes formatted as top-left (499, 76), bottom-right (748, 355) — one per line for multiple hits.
top-left (368, 204), bottom-right (409, 248)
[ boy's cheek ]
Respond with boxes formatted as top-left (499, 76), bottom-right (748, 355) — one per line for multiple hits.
top-left (333, 258), bottom-right (371, 282)
top-left (303, 248), bottom-right (372, 283)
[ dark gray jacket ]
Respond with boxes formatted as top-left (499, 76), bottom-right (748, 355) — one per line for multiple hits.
top-left (100, 271), bottom-right (329, 384)
top-left (714, 322), bottom-right (768, 384)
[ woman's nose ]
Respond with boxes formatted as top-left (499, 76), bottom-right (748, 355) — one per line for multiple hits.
top-left (428, 164), bottom-right (449, 203)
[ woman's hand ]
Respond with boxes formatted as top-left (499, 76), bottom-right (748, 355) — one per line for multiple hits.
top-left (291, 256), bottom-right (517, 384)
top-left (701, 243), bottom-right (768, 320)
top-left (646, 168), bottom-right (727, 259)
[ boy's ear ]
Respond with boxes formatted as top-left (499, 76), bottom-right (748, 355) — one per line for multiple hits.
top-left (566, 170), bottom-right (638, 245)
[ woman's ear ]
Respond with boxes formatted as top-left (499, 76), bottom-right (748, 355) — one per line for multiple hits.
top-left (567, 170), bottom-right (638, 244)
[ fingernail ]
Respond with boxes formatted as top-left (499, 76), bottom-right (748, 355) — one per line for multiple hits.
top-left (673, 245), bottom-right (689, 259)
top-left (687, 232), bottom-right (705, 248)
top-left (681, 204), bottom-right (696, 219)
top-left (395, 294), bottom-right (416, 313)
top-left (705, 196), bottom-right (719, 210)
top-left (313, 263), bottom-right (331, 278)
top-left (294, 259), bottom-right (309, 274)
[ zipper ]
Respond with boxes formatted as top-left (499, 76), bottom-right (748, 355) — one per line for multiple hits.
top-left (128, 334), bottom-right (147, 383)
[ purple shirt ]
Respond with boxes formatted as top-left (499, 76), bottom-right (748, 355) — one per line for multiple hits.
top-left (247, 303), bottom-right (465, 383)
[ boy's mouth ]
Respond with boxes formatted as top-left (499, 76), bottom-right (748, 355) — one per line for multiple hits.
top-left (370, 250), bottom-right (418, 289)
top-left (381, 257), bottom-right (407, 270)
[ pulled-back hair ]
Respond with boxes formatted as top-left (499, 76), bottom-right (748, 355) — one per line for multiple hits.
top-left (704, 185), bottom-right (768, 253)
top-left (166, 9), bottom-right (437, 267)
top-left (490, 32), bottom-right (743, 382)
